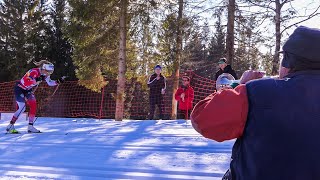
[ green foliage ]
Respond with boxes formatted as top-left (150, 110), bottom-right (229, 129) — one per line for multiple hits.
top-left (233, 13), bottom-right (266, 76)
top-left (25, 0), bottom-right (51, 62)
top-left (184, 31), bottom-right (204, 62)
top-left (208, 14), bottom-right (226, 62)
top-left (261, 50), bottom-right (274, 75)
top-left (48, 0), bottom-right (75, 80)
top-left (184, 14), bottom-right (225, 80)
top-left (0, 0), bottom-right (286, 88)
top-left (0, 0), bottom-right (30, 80)
top-left (67, 0), bottom-right (119, 92)
top-left (0, 0), bottom-right (74, 81)
top-left (129, 0), bottom-right (159, 76)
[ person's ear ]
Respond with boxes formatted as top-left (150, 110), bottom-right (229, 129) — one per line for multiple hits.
top-left (279, 66), bottom-right (290, 79)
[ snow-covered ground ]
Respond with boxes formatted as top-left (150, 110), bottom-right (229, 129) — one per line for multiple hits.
top-left (0, 118), bottom-right (233, 180)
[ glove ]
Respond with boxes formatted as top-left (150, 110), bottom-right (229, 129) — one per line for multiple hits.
top-left (35, 75), bottom-right (46, 82)
top-left (57, 76), bottom-right (67, 84)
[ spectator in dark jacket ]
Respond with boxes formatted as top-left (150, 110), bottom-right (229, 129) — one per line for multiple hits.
top-left (215, 58), bottom-right (238, 81)
top-left (147, 65), bottom-right (166, 119)
top-left (175, 76), bottom-right (194, 119)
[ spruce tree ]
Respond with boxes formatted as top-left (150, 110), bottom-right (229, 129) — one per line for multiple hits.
top-left (48, 0), bottom-right (75, 79)
top-left (0, 0), bottom-right (29, 80)
top-left (68, 0), bottom-right (119, 91)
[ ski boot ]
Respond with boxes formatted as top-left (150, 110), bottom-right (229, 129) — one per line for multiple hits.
top-left (28, 123), bottom-right (41, 133)
top-left (6, 124), bottom-right (19, 134)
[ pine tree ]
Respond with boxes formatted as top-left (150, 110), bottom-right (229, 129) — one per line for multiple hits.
top-left (185, 31), bottom-right (204, 62)
top-left (171, 0), bottom-right (183, 119)
top-left (0, 0), bottom-right (30, 80)
top-left (233, 13), bottom-right (264, 76)
top-left (208, 14), bottom-right (226, 62)
top-left (156, 13), bottom-right (177, 73)
top-left (68, 0), bottom-right (119, 91)
top-left (226, 0), bottom-right (235, 66)
top-left (25, 0), bottom-right (51, 62)
top-left (242, 0), bottom-right (320, 74)
top-left (129, 0), bottom-right (159, 76)
top-left (48, 0), bottom-right (75, 79)
top-left (115, 0), bottom-right (128, 121)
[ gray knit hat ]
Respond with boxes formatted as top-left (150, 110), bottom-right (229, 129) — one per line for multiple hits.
top-left (281, 26), bottom-right (320, 69)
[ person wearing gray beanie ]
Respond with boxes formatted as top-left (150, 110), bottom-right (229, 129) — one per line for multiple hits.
top-left (191, 26), bottom-right (320, 180)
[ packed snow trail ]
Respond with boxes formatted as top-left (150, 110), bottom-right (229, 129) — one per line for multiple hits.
top-left (0, 118), bottom-right (233, 180)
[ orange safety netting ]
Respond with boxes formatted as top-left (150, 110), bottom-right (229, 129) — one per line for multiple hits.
top-left (0, 71), bottom-right (216, 119)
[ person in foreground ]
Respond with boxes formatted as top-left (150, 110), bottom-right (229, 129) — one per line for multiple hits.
top-left (6, 60), bottom-right (65, 134)
top-left (191, 26), bottom-right (320, 180)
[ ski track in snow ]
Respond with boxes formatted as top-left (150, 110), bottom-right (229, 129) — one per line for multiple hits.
top-left (0, 118), bottom-right (233, 180)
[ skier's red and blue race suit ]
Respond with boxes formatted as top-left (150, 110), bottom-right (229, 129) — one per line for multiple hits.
top-left (13, 68), bottom-right (58, 123)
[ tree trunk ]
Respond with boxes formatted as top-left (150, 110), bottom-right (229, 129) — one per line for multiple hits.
top-left (272, 0), bottom-right (281, 75)
top-left (226, 0), bottom-right (235, 66)
top-left (115, 0), bottom-right (127, 121)
top-left (171, 0), bottom-right (183, 120)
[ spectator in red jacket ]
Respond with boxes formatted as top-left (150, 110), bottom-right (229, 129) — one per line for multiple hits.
top-left (175, 76), bottom-right (194, 119)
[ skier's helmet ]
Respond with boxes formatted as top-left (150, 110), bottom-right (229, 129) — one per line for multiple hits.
top-left (42, 63), bottom-right (54, 75)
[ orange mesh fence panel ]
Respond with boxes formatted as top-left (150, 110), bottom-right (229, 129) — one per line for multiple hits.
top-left (0, 72), bottom-right (215, 119)
top-left (0, 81), bottom-right (15, 112)
top-left (35, 81), bottom-right (114, 118)
top-left (189, 71), bottom-right (216, 104)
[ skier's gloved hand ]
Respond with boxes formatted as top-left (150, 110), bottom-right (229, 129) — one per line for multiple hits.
top-left (35, 75), bottom-right (46, 82)
top-left (57, 76), bottom-right (67, 84)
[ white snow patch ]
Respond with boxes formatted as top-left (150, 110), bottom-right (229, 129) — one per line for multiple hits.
top-left (0, 117), bottom-right (233, 179)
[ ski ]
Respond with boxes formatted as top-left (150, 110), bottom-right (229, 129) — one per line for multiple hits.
top-left (5, 129), bottom-right (20, 134)
top-left (5, 131), bottom-right (42, 135)
top-left (4, 131), bottom-right (68, 135)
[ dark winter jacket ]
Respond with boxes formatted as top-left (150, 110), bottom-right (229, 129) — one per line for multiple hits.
top-left (192, 70), bottom-right (320, 180)
top-left (215, 65), bottom-right (238, 80)
top-left (147, 73), bottom-right (166, 98)
top-left (174, 85), bottom-right (194, 110)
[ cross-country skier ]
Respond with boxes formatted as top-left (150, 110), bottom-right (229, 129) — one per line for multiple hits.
top-left (6, 60), bottom-right (65, 133)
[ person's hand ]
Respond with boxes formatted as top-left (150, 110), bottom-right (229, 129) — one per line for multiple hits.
top-left (161, 88), bottom-right (165, 95)
top-left (218, 85), bottom-right (233, 91)
top-left (240, 70), bottom-right (265, 84)
top-left (180, 93), bottom-right (185, 99)
top-left (57, 76), bottom-right (67, 84)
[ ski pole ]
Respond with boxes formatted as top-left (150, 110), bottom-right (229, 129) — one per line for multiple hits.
top-left (33, 83), bottom-right (61, 124)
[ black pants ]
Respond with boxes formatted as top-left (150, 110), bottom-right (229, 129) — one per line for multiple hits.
top-left (149, 96), bottom-right (164, 119)
top-left (177, 109), bottom-right (191, 119)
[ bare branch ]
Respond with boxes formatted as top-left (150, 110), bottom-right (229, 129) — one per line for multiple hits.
top-left (288, 0), bottom-right (297, 12)
top-left (246, 0), bottom-right (275, 11)
top-left (281, 5), bottom-right (320, 34)
top-left (280, 0), bottom-right (294, 8)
